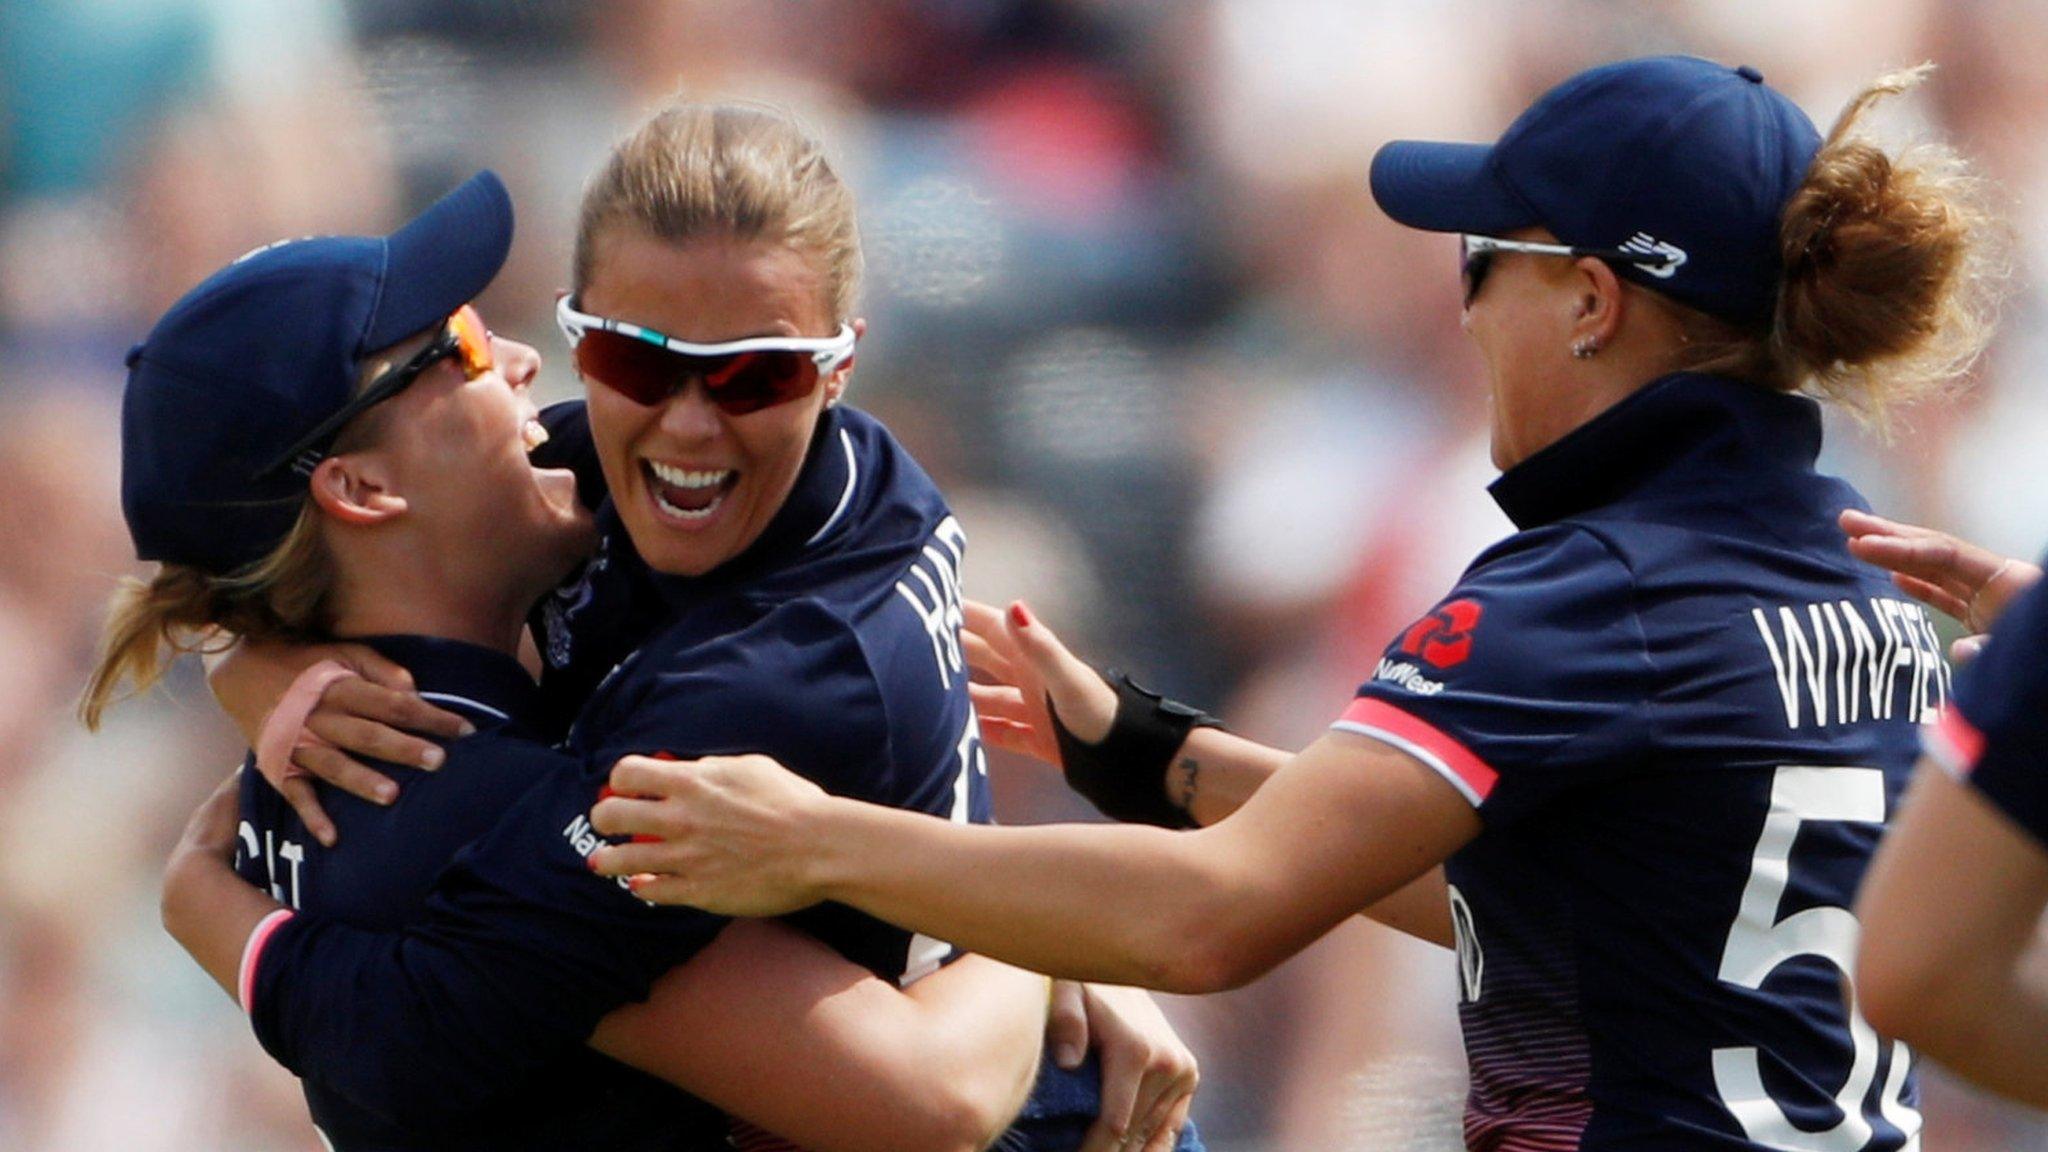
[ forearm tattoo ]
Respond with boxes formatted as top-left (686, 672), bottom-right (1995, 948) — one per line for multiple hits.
top-left (1170, 755), bottom-right (1199, 820)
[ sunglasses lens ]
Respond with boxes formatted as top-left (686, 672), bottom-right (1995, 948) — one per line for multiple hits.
top-left (701, 350), bottom-right (819, 415)
top-left (449, 305), bottom-right (495, 377)
top-left (576, 330), bottom-right (821, 414)
top-left (576, 329), bottom-right (681, 405)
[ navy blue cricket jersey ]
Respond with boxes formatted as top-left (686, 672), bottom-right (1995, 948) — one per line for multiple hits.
top-left (1925, 554), bottom-right (2048, 838)
top-left (1336, 375), bottom-right (1941, 1151)
top-left (240, 405), bottom-right (1002, 1129)
top-left (524, 399), bottom-right (668, 741)
top-left (232, 635), bottom-right (720, 1152)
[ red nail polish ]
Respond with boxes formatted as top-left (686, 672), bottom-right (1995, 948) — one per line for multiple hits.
top-left (1009, 602), bottom-right (1031, 629)
top-left (597, 785), bottom-right (616, 802)
top-left (632, 834), bottom-right (661, 844)
top-left (585, 854), bottom-right (600, 872)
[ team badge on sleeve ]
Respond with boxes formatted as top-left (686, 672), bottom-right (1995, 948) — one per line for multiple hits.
top-left (1397, 599), bottom-right (1485, 668)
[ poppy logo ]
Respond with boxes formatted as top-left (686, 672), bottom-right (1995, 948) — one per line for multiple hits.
top-left (1397, 599), bottom-right (1484, 668)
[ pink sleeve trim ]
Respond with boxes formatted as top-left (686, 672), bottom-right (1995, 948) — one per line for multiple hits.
top-left (1923, 706), bottom-right (1986, 779)
top-left (1332, 697), bottom-right (1500, 807)
top-left (253, 660), bottom-right (355, 791)
top-left (239, 908), bottom-right (297, 1014)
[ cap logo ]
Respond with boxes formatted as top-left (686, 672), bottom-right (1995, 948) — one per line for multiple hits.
top-left (232, 235), bottom-right (323, 265)
top-left (1620, 232), bottom-right (1687, 279)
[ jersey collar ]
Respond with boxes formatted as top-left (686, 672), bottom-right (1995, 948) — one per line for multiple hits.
top-left (1488, 372), bottom-right (1824, 531)
top-left (347, 634), bottom-right (541, 727)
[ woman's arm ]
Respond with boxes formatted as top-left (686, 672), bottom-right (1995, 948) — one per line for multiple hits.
top-left (161, 773), bottom-right (287, 1003)
top-left (595, 923), bottom-right (1046, 1152)
top-left (592, 730), bottom-right (1481, 992)
top-left (1854, 763), bottom-right (2048, 1106)
top-left (966, 600), bottom-right (1455, 947)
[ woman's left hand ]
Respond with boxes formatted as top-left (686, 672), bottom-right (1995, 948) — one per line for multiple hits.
top-left (1840, 509), bottom-right (2041, 637)
top-left (962, 598), bottom-right (1119, 767)
top-left (589, 754), bottom-right (832, 917)
top-left (1047, 981), bottom-right (1199, 1152)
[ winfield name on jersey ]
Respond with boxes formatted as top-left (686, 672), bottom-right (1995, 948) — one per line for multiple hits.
top-left (1751, 595), bottom-right (1951, 730)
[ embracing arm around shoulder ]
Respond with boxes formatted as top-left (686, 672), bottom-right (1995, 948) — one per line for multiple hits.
top-left (593, 730), bottom-right (1481, 992)
top-left (1854, 762), bottom-right (2048, 1107)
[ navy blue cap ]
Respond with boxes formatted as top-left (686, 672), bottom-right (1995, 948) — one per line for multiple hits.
top-left (1371, 56), bottom-right (1823, 326)
top-left (121, 171), bottom-right (513, 573)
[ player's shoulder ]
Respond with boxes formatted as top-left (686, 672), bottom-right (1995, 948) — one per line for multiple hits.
top-left (615, 598), bottom-right (889, 757)
top-left (1458, 521), bottom-right (1640, 608)
top-left (1377, 523), bottom-right (1651, 704)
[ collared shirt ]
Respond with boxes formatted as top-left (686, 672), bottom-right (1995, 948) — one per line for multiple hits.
top-left (234, 634), bottom-right (719, 1152)
top-left (1335, 374), bottom-right (1936, 1151)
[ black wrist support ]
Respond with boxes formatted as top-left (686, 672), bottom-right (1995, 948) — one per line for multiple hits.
top-left (1049, 669), bottom-right (1222, 829)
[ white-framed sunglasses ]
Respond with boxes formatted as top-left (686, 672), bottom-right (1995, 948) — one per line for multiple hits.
top-left (1459, 234), bottom-right (1683, 305)
top-left (555, 294), bottom-right (856, 413)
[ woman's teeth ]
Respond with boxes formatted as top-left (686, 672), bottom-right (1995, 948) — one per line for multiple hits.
top-left (522, 419), bottom-right (551, 454)
top-left (646, 460), bottom-right (734, 520)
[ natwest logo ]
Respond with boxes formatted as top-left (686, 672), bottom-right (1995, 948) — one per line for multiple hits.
top-left (1397, 599), bottom-right (1484, 668)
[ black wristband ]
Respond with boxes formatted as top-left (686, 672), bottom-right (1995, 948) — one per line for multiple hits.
top-left (1050, 669), bottom-right (1222, 829)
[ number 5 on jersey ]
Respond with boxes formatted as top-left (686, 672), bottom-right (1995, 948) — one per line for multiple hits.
top-left (1714, 765), bottom-right (1919, 1151)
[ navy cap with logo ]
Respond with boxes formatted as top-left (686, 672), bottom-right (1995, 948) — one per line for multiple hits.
top-left (1370, 56), bottom-right (1823, 327)
top-left (120, 171), bottom-right (514, 574)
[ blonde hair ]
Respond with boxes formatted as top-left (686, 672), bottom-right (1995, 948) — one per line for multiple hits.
top-left (79, 510), bottom-right (339, 730)
top-left (573, 101), bottom-right (863, 320)
top-left (1668, 64), bottom-right (2006, 427)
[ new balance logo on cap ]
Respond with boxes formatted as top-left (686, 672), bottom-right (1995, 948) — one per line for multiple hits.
top-left (1621, 232), bottom-right (1688, 279)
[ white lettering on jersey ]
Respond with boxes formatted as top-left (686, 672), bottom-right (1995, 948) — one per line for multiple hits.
top-left (1372, 657), bottom-right (1445, 696)
top-left (889, 516), bottom-right (979, 985)
top-left (562, 812), bottom-right (650, 903)
top-left (237, 820), bottom-right (307, 909)
top-left (895, 516), bottom-right (969, 688)
top-left (1752, 597), bottom-right (1950, 730)
top-left (1449, 884), bottom-right (1484, 1003)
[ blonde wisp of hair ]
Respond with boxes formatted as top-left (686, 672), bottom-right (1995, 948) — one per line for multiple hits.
top-left (573, 101), bottom-right (863, 321)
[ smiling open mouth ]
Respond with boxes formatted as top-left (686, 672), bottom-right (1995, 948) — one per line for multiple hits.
top-left (644, 460), bottom-right (737, 520)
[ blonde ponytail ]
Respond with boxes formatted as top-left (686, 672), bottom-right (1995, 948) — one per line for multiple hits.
top-left (80, 507), bottom-right (339, 730)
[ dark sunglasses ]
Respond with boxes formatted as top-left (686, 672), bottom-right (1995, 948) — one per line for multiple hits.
top-left (1459, 234), bottom-right (1683, 307)
top-left (255, 304), bottom-right (494, 481)
top-left (555, 295), bottom-right (855, 415)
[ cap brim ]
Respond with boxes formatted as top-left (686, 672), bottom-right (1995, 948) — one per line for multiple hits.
top-left (1369, 141), bottom-right (1536, 235)
top-left (367, 170), bottom-right (515, 351)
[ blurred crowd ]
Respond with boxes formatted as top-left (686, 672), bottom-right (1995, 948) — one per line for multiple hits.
top-left (5, 1), bottom-right (2048, 1148)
